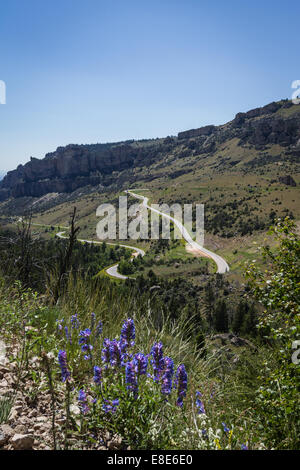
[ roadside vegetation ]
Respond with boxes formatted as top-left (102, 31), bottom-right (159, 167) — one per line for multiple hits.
top-left (0, 216), bottom-right (298, 450)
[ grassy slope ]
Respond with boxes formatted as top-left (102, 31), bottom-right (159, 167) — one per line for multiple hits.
top-left (1, 102), bottom-right (299, 281)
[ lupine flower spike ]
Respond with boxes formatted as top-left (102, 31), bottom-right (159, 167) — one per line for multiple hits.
top-left (175, 364), bottom-right (187, 407)
top-left (78, 389), bottom-right (89, 415)
top-left (102, 399), bottom-right (119, 414)
top-left (125, 361), bottom-right (138, 398)
top-left (133, 353), bottom-right (148, 376)
top-left (71, 314), bottom-right (79, 330)
top-left (58, 350), bottom-right (71, 383)
top-left (109, 339), bottom-right (124, 368)
top-left (93, 366), bottom-right (102, 386)
top-left (150, 342), bottom-right (164, 382)
top-left (79, 328), bottom-right (93, 360)
top-left (161, 357), bottom-right (174, 397)
top-left (101, 339), bottom-right (111, 366)
top-left (120, 318), bottom-right (135, 350)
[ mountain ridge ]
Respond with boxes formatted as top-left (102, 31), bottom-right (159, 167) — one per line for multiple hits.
top-left (1, 99), bottom-right (300, 201)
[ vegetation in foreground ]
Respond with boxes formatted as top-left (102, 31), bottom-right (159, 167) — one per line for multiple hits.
top-left (0, 218), bottom-right (299, 450)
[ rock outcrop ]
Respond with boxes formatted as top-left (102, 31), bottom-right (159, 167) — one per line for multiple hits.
top-left (178, 125), bottom-right (216, 140)
top-left (1, 100), bottom-right (299, 201)
top-left (0, 143), bottom-right (140, 200)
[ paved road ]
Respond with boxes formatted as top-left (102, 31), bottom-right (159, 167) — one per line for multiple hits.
top-left (26, 191), bottom-right (229, 278)
top-left (56, 231), bottom-right (145, 280)
top-left (126, 190), bottom-right (229, 274)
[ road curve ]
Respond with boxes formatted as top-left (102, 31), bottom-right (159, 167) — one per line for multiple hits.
top-left (20, 220), bottom-right (145, 280)
top-left (56, 231), bottom-right (145, 280)
top-left (126, 190), bottom-right (229, 274)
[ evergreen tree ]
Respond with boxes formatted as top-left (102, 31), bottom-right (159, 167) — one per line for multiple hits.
top-left (214, 300), bottom-right (228, 332)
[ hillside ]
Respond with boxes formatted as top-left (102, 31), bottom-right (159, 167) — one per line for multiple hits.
top-left (0, 101), bottom-right (299, 451)
top-left (1, 99), bottom-right (299, 202)
top-left (0, 99), bottom-right (299, 247)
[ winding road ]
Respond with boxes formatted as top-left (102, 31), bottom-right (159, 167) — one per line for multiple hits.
top-left (126, 190), bottom-right (229, 274)
top-left (26, 189), bottom-right (229, 279)
top-left (56, 231), bottom-right (145, 280)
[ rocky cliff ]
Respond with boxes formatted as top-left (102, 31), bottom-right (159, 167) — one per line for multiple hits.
top-left (1, 100), bottom-right (299, 201)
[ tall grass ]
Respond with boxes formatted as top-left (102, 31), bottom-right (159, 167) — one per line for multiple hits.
top-left (0, 273), bottom-right (275, 449)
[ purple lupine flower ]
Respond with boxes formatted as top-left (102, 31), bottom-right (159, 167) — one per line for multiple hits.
top-left (202, 429), bottom-right (208, 439)
top-left (78, 389), bottom-right (89, 415)
top-left (64, 326), bottom-right (72, 345)
top-left (222, 422), bottom-right (230, 434)
top-left (101, 338), bottom-right (111, 365)
top-left (161, 356), bottom-right (174, 396)
top-left (175, 364), bottom-right (187, 407)
top-left (56, 319), bottom-right (64, 334)
top-left (109, 339), bottom-right (123, 368)
top-left (79, 328), bottom-right (93, 360)
top-left (95, 320), bottom-right (103, 338)
top-left (102, 399), bottom-right (119, 414)
top-left (79, 328), bottom-right (91, 344)
top-left (241, 444), bottom-right (248, 450)
top-left (150, 342), bottom-right (164, 382)
top-left (133, 353), bottom-right (148, 376)
top-left (81, 343), bottom-right (93, 353)
top-left (196, 391), bottom-right (205, 414)
top-left (71, 314), bottom-right (79, 330)
top-left (125, 361), bottom-right (138, 397)
top-left (58, 350), bottom-right (71, 383)
top-left (120, 318), bottom-right (135, 350)
top-left (93, 366), bottom-right (102, 385)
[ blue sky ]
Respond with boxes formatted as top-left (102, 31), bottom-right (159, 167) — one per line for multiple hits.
top-left (0, 0), bottom-right (299, 171)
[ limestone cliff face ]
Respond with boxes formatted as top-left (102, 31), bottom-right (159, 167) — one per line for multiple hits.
top-left (177, 101), bottom-right (300, 149)
top-left (0, 143), bottom-right (139, 200)
top-left (1, 100), bottom-right (299, 201)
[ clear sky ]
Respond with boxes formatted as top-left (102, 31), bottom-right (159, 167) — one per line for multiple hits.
top-left (0, 0), bottom-right (299, 172)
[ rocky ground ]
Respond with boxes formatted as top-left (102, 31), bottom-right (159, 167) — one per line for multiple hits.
top-left (0, 341), bottom-right (124, 451)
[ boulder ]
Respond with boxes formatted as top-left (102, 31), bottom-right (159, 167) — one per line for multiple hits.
top-left (11, 433), bottom-right (34, 450)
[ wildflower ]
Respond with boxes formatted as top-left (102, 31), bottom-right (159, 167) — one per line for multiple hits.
top-left (215, 438), bottom-right (221, 450)
top-left (161, 356), bottom-right (174, 396)
top-left (196, 391), bottom-right (205, 414)
top-left (222, 422), bottom-right (230, 434)
top-left (79, 328), bottom-right (91, 344)
top-left (56, 319), bottom-right (64, 333)
top-left (64, 326), bottom-right (72, 345)
top-left (202, 429), bottom-right (208, 439)
top-left (133, 353), bottom-right (148, 376)
top-left (120, 318), bottom-right (135, 349)
top-left (79, 328), bottom-right (93, 360)
top-left (102, 399), bottom-right (119, 414)
top-left (125, 361), bottom-right (138, 397)
top-left (71, 314), bottom-right (79, 330)
top-left (101, 338), bottom-right (111, 365)
top-left (109, 339), bottom-right (123, 367)
top-left (58, 350), bottom-right (71, 382)
top-left (150, 342), bottom-right (164, 382)
top-left (175, 364), bottom-right (187, 407)
top-left (95, 320), bottom-right (103, 338)
top-left (93, 366), bottom-right (102, 385)
top-left (241, 444), bottom-right (248, 450)
top-left (78, 389), bottom-right (89, 415)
